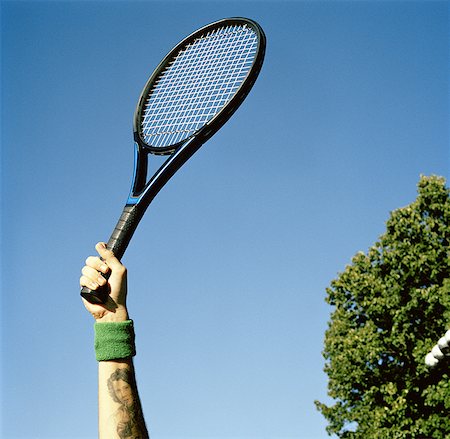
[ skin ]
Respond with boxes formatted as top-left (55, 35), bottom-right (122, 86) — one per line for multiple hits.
top-left (80, 242), bottom-right (149, 439)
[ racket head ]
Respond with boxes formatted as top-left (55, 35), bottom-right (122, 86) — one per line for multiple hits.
top-left (133, 17), bottom-right (266, 155)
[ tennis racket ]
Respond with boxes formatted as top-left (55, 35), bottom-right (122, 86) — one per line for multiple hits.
top-left (81, 17), bottom-right (266, 304)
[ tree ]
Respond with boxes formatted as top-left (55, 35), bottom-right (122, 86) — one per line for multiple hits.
top-left (315, 175), bottom-right (450, 438)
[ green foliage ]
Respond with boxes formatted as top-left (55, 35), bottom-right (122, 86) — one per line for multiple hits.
top-left (316, 175), bottom-right (450, 438)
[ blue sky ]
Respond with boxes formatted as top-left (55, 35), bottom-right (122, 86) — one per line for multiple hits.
top-left (1, 1), bottom-right (449, 438)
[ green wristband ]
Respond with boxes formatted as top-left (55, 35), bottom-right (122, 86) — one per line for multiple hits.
top-left (94, 320), bottom-right (136, 361)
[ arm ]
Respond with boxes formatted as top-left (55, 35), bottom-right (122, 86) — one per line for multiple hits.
top-left (99, 359), bottom-right (148, 438)
top-left (80, 242), bottom-right (150, 439)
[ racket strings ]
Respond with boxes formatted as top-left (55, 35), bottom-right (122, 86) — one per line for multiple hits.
top-left (143, 26), bottom-right (254, 136)
top-left (141, 24), bottom-right (258, 148)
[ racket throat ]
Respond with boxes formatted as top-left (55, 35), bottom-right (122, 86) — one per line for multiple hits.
top-left (130, 142), bottom-right (149, 198)
top-left (128, 136), bottom-right (201, 206)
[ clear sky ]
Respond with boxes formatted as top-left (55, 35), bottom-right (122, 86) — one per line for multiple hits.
top-left (1, 1), bottom-right (448, 438)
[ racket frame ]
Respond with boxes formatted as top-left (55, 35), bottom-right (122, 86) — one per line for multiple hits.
top-left (128, 17), bottom-right (265, 205)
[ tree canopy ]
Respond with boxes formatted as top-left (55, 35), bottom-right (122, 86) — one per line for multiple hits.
top-left (316, 175), bottom-right (450, 438)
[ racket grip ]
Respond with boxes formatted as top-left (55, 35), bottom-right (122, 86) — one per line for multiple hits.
top-left (106, 204), bottom-right (142, 260)
top-left (80, 204), bottom-right (142, 304)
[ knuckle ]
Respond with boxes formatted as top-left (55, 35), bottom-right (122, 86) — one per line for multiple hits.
top-left (86, 256), bottom-right (102, 268)
top-left (82, 266), bottom-right (97, 279)
top-left (85, 256), bottom-right (95, 266)
top-left (79, 275), bottom-right (88, 287)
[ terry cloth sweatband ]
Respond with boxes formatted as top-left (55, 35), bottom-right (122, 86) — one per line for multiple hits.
top-left (94, 320), bottom-right (136, 361)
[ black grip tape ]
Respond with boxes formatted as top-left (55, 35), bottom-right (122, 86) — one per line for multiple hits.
top-left (80, 283), bottom-right (110, 305)
top-left (106, 204), bottom-right (141, 260)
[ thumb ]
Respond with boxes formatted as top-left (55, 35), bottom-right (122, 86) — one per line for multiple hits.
top-left (95, 242), bottom-right (122, 270)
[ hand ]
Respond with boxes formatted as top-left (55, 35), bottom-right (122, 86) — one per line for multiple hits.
top-left (80, 242), bottom-right (129, 322)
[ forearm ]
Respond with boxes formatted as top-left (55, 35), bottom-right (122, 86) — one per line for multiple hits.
top-left (98, 359), bottom-right (149, 439)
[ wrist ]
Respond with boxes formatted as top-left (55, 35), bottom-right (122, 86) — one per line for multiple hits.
top-left (94, 319), bottom-right (136, 361)
top-left (95, 307), bottom-right (129, 323)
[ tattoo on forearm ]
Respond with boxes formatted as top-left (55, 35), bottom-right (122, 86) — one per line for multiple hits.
top-left (107, 366), bottom-right (149, 439)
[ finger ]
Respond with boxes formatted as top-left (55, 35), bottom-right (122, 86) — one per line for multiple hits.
top-left (80, 274), bottom-right (102, 290)
top-left (81, 266), bottom-right (107, 286)
top-left (95, 242), bottom-right (125, 272)
top-left (85, 256), bottom-right (109, 274)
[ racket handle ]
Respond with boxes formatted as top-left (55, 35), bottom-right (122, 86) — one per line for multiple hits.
top-left (80, 204), bottom-right (142, 304)
top-left (80, 276), bottom-right (111, 304)
top-left (106, 204), bottom-right (142, 260)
